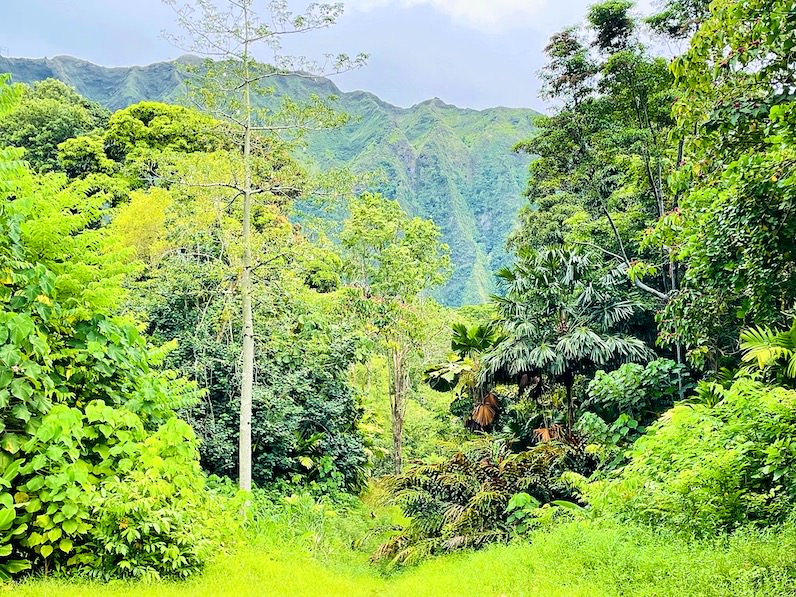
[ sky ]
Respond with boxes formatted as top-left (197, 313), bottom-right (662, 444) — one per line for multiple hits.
top-left (0, 0), bottom-right (656, 111)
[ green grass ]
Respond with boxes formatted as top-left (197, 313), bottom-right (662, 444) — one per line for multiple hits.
top-left (10, 520), bottom-right (796, 596)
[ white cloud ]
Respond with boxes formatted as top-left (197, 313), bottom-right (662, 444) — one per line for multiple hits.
top-left (344, 0), bottom-right (550, 33)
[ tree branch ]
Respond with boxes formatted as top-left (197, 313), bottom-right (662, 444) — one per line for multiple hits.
top-left (600, 206), bottom-right (669, 301)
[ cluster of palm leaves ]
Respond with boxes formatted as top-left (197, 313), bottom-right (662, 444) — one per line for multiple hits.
top-left (424, 322), bottom-right (502, 428)
top-left (740, 318), bottom-right (796, 382)
top-left (482, 248), bottom-right (654, 434)
top-left (373, 437), bottom-right (586, 566)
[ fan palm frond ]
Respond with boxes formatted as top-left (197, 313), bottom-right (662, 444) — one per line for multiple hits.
top-left (740, 322), bottom-right (796, 378)
top-left (424, 358), bottom-right (474, 392)
top-left (451, 322), bottom-right (500, 358)
top-left (603, 334), bottom-right (654, 363)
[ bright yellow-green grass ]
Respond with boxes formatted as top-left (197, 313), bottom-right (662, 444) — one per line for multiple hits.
top-left (8, 520), bottom-right (796, 597)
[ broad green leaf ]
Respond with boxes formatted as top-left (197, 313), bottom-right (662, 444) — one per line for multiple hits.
top-left (62, 503), bottom-right (79, 519)
top-left (24, 476), bottom-right (44, 492)
top-left (11, 403), bottom-right (31, 423)
top-left (0, 508), bottom-right (15, 531)
top-left (4, 559), bottom-right (31, 574)
top-left (8, 314), bottom-right (35, 346)
top-left (2, 458), bottom-right (23, 482)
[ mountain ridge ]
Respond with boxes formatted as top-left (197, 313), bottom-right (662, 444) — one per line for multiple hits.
top-left (0, 55), bottom-right (538, 305)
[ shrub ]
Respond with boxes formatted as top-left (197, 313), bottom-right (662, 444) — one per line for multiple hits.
top-left (576, 411), bottom-right (643, 470)
top-left (587, 358), bottom-right (690, 424)
top-left (0, 132), bottom-right (234, 579)
top-left (13, 403), bottom-right (144, 573)
top-left (247, 490), bottom-right (373, 557)
top-left (87, 418), bottom-right (241, 581)
top-left (0, 249), bottom-right (212, 578)
top-left (579, 359), bottom-right (692, 469)
top-left (6, 401), bottom-right (240, 581)
top-left (374, 438), bottom-right (588, 566)
top-left (585, 379), bottom-right (796, 536)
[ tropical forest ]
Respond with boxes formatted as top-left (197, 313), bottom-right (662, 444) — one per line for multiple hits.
top-left (1, 0), bottom-right (796, 595)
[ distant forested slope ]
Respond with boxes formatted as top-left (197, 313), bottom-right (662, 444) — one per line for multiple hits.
top-left (0, 55), bottom-right (537, 304)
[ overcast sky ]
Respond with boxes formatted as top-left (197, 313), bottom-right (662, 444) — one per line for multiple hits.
top-left (0, 0), bottom-right (657, 111)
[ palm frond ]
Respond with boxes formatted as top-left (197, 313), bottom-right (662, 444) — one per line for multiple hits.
top-left (740, 321), bottom-right (796, 379)
top-left (373, 437), bottom-right (584, 565)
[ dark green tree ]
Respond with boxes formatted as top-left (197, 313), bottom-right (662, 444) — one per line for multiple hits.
top-left (651, 0), bottom-right (796, 368)
top-left (0, 79), bottom-right (108, 172)
top-left (484, 248), bottom-right (652, 436)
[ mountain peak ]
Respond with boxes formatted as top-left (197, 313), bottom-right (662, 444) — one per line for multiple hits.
top-left (414, 97), bottom-right (455, 110)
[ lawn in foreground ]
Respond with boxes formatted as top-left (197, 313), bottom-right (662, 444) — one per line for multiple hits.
top-left (8, 521), bottom-right (796, 596)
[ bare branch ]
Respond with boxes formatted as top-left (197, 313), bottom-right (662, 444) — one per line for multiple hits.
top-left (634, 278), bottom-right (669, 301)
top-left (571, 241), bottom-right (625, 262)
top-left (599, 207), bottom-right (669, 301)
top-left (601, 206), bottom-right (630, 264)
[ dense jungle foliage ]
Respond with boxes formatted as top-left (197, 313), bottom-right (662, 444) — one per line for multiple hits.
top-left (2, 0), bottom-right (796, 594)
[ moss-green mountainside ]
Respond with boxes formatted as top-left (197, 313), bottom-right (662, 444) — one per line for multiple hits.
top-left (0, 55), bottom-right (537, 305)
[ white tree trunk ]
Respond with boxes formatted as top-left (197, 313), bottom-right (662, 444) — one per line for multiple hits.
top-left (238, 13), bottom-right (254, 492)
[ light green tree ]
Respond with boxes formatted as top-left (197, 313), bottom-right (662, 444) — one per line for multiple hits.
top-left (342, 193), bottom-right (450, 472)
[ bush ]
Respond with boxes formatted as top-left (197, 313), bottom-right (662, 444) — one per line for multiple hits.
top-left (6, 402), bottom-right (240, 581)
top-left (585, 378), bottom-right (796, 536)
top-left (0, 251), bottom-right (214, 579)
top-left (586, 358), bottom-right (690, 424)
top-left (0, 141), bottom-right (235, 580)
top-left (579, 359), bottom-right (692, 469)
top-left (374, 438), bottom-right (588, 566)
top-left (87, 418), bottom-right (240, 580)
top-left (11, 403), bottom-right (144, 575)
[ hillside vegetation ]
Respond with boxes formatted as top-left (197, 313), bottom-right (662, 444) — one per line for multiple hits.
top-left (0, 55), bottom-right (537, 305)
top-left (3, 0), bottom-right (796, 594)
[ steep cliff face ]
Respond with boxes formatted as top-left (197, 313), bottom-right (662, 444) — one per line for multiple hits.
top-left (0, 55), bottom-right (537, 305)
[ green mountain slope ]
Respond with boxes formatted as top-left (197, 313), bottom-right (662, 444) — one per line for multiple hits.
top-left (0, 55), bottom-right (537, 305)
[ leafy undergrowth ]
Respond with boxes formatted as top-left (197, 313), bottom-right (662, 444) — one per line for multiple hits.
top-left (8, 519), bottom-right (796, 597)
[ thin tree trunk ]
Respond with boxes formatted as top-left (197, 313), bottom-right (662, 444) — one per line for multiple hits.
top-left (564, 372), bottom-right (574, 438)
top-left (238, 14), bottom-right (254, 492)
top-left (389, 345), bottom-right (408, 474)
top-left (673, 137), bottom-right (686, 400)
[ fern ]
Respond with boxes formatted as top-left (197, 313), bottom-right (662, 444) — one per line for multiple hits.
top-left (374, 437), bottom-right (586, 566)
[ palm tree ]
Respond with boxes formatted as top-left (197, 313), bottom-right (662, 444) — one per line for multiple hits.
top-left (425, 322), bottom-right (501, 429)
top-left (483, 248), bottom-right (652, 436)
top-left (740, 318), bottom-right (796, 379)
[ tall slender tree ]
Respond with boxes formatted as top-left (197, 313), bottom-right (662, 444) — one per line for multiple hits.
top-left (341, 193), bottom-right (450, 472)
top-left (163, 0), bottom-right (365, 490)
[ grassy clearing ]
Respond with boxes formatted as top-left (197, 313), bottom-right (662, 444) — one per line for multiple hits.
top-left (8, 520), bottom-right (796, 597)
